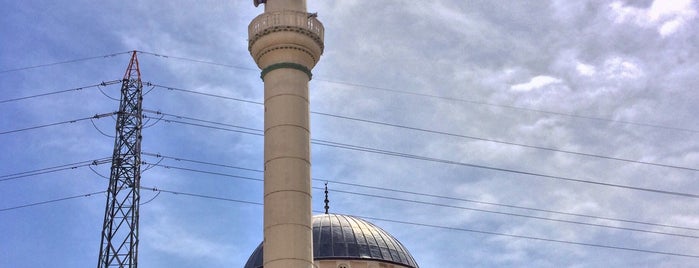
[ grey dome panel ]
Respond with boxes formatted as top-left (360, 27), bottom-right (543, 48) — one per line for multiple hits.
top-left (244, 214), bottom-right (418, 268)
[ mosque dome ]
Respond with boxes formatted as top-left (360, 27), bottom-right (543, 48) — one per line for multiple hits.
top-left (244, 213), bottom-right (419, 268)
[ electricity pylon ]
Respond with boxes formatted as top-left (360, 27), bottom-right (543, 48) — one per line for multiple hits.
top-left (98, 51), bottom-right (143, 268)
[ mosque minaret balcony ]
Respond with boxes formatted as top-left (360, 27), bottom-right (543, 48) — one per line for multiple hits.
top-left (248, 10), bottom-right (325, 67)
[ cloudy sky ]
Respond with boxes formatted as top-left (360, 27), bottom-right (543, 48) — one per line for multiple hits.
top-left (1, 0), bottom-right (698, 267)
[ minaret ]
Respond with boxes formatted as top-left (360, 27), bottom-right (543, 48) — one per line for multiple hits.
top-left (248, 1), bottom-right (324, 268)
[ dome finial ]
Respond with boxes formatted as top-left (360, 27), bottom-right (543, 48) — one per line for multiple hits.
top-left (324, 182), bottom-right (330, 214)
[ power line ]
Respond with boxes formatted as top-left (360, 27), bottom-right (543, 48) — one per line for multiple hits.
top-left (143, 109), bottom-right (261, 133)
top-left (141, 151), bottom-right (262, 174)
top-left (312, 78), bottom-right (699, 134)
top-left (147, 111), bottom-right (699, 199)
top-left (320, 187), bottom-right (698, 239)
top-left (0, 80), bottom-right (121, 104)
top-left (360, 216), bottom-right (699, 259)
top-left (148, 84), bottom-right (262, 105)
top-left (5, 178), bottom-right (697, 259)
top-left (0, 51), bottom-right (133, 74)
top-left (1, 157), bottom-right (111, 182)
top-left (136, 51), bottom-right (257, 72)
top-left (142, 152), bottom-right (699, 232)
top-left (142, 162), bottom-right (263, 183)
top-left (0, 190), bottom-right (105, 212)
top-left (5, 110), bottom-right (696, 240)
top-left (140, 186), bottom-right (263, 206)
top-left (6, 182), bottom-right (696, 259)
top-left (132, 185), bottom-right (699, 259)
top-left (134, 50), bottom-right (698, 134)
top-left (311, 139), bottom-right (699, 199)
top-left (313, 111), bottom-right (699, 173)
top-left (149, 85), bottom-right (698, 173)
top-left (0, 112), bottom-right (116, 135)
top-left (321, 178), bottom-right (699, 232)
top-left (9, 147), bottom-right (692, 235)
top-left (148, 115), bottom-right (262, 136)
top-left (141, 160), bottom-right (699, 239)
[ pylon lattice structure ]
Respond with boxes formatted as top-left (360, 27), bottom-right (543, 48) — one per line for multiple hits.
top-left (98, 51), bottom-right (143, 268)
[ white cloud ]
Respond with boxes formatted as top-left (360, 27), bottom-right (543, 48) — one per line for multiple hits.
top-left (510, 75), bottom-right (563, 92)
top-left (658, 15), bottom-right (691, 36)
top-left (609, 0), bottom-right (697, 37)
top-left (576, 62), bottom-right (596, 76)
top-left (603, 57), bottom-right (644, 79)
top-left (647, 0), bottom-right (696, 21)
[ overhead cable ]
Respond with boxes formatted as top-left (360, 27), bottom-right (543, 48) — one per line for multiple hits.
top-left (1, 157), bottom-right (111, 182)
top-left (361, 216), bottom-right (699, 259)
top-left (318, 187), bottom-right (698, 239)
top-left (149, 85), bottom-right (698, 173)
top-left (141, 151), bottom-right (262, 173)
top-left (135, 185), bottom-right (699, 259)
top-left (313, 78), bottom-right (699, 134)
top-left (139, 185), bottom-right (263, 206)
top-left (142, 162), bottom-right (263, 183)
top-left (321, 177), bottom-right (699, 232)
top-left (6, 184), bottom-right (696, 259)
top-left (148, 84), bottom-right (263, 105)
top-left (311, 139), bottom-right (699, 199)
top-left (141, 161), bottom-right (698, 239)
top-left (136, 50), bottom-right (257, 71)
top-left (0, 51), bottom-right (133, 74)
top-left (0, 80), bottom-right (121, 104)
top-left (0, 190), bottom-right (105, 212)
top-left (135, 51), bottom-right (698, 134)
top-left (313, 111), bottom-right (699, 172)
top-left (142, 151), bottom-right (699, 232)
top-left (5, 181), bottom-right (696, 258)
top-left (0, 112), bottom-right (117, 135)
top-left (148, 111), bottom-right (699, 199)
top-left (143, 109), bottom-right (261, 133)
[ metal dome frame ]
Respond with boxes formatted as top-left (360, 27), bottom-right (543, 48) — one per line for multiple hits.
top-left (244, 214), bottom-right (419, 268)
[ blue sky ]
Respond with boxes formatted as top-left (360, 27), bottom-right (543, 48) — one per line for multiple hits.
top-left (1, 0), bottom-right (698, 267)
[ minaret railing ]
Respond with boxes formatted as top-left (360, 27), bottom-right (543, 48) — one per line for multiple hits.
top-left (248, 10), bottom-right (324, 51)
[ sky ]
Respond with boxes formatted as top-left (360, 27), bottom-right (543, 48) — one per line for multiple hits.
top-left (1, 0), bottom-right (698, 267)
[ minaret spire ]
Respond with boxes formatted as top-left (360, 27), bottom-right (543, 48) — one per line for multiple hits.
top-left (324, 182), bottom-right (330, 214)
top-left (248, 1), bottom-right (324, 267)
top-left (263, 0), bottom-right (306, 12)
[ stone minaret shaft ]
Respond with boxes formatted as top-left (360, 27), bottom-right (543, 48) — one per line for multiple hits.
top-left (248, 1), bottom-right (324, 267)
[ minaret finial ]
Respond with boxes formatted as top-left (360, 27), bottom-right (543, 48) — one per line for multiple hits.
top-left (324, 182), bottom-right (330, 214)
top-left (253, 0), bottom-right (266, 7)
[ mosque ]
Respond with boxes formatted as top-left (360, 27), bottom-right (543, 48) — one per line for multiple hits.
top-left (245, 0), bottom-right (420, 267)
